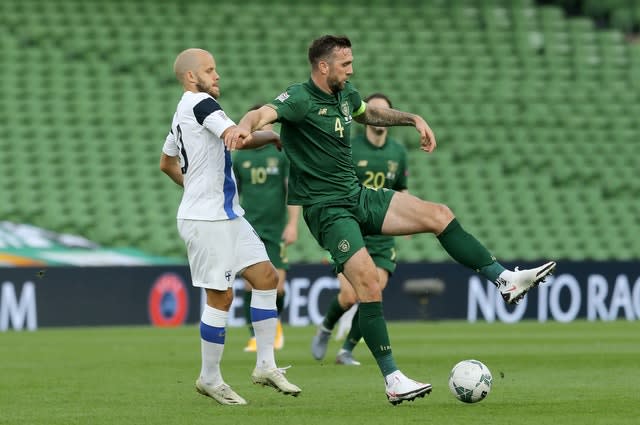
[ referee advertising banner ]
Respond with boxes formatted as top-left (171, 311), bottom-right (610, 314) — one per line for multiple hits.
top-left (1, 261), bottom-right (638, 330)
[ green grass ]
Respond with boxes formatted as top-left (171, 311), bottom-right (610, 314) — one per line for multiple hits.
top-left (1, 321), bottom-right (638, 425)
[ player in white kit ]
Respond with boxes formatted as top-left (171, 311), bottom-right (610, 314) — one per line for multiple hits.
top-left (160, 48), bottom-right (301, 405)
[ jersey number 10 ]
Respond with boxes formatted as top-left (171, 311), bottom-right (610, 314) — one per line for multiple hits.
top-left (250, 167), bottom-right (268, 184)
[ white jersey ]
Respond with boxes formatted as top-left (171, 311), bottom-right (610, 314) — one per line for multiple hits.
top-left (163, 91), bottom-right (244, 221)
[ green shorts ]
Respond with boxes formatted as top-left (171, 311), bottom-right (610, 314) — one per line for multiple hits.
top-left (263, 238), bottom-right (289, 270)
top-left (303, 186), bottom-right (395, 274)
top-left (365, 234), bottom-right (397, 275)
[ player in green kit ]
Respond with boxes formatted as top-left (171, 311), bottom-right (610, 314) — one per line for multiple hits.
top-left (233, 105), bottom-right (300, 353)
top-left (311, 93), bottom-right (409, 366)
top-left (225, 35), bottom-right (556, 405)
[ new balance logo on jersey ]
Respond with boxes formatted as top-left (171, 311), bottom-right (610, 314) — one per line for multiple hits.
top-left (318, 108), bottom-right (327, 115)
top-left (357, 160), bottom-right (368, 167)
top-left (276, 91), bottom-right (289, 102)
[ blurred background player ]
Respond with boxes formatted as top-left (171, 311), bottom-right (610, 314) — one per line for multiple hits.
top-left (311, 93), bottom-right (409, 366)
top-left (233, 104), bottom-right (301, 353)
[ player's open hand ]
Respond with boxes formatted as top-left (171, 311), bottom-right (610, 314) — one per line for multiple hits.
top-left (281, 223), bottom-right (298, 245)
top-left (223, 126), bottom-right (251, 151)
top-left (415, 116), bottom-right (436, 153)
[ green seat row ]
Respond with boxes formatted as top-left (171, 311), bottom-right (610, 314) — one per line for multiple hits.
top-left (0, 0), bottom-right (637, 263)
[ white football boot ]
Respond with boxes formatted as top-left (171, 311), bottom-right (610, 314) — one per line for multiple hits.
top-left (497, 261), bottom-right (557, 304)
top-left (251, 366), bottom-right (302, 397)
top-left (384, 370), bottom-right (432, 405)
top-left (195, 378), bottom-right (247, 405)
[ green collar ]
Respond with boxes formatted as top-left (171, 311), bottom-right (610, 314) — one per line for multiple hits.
top-left (304, 78), bottom-right (339, 101)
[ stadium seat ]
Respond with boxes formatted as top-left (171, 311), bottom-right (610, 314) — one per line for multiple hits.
top-left (0, 0), bottom-right (636, 263)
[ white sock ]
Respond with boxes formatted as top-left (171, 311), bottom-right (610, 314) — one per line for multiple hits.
top-left (199, 305), bottom-right (228, 387)
top-left (250, 289), bottom-right (277, 370)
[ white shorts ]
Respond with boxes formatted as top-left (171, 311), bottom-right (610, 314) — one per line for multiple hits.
top-left (177, 217), bottom-right (269, 290)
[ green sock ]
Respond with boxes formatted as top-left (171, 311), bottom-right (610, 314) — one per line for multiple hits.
top-left (243, 290), bottom-right (255, 337)
top-left (437, 218), bottom-right (506, 282)
top-left (479, 262), bottom-right (507, 284)
top-left (276, 292), bottom-right (285, 315)
top-left (358, 302), bottom-right (397, 376)
top-left (342, 307), bottom-right (361, 352)
top-left (322, 295), bottom-right (347, 331)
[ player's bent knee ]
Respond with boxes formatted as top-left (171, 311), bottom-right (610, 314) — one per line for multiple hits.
top-left (206, 288), bottom-right (233, 310)
top-left (266, 268), bottom-right (278, 288)
top-left (338, 290), bottom-right (358, 307)
top-left (259, 266), bottom-right (278, 289)
top-left (431, 203), bottom-right (455, 231)
top-left (355, 275), bottom-right (383, 302)
top-left (243, 261), bottom-right (278, 290)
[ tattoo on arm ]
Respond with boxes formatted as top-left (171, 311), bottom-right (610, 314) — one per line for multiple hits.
top-left (360, 105), bottom-right (416, 127)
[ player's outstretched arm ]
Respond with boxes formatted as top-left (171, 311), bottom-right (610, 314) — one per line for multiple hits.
top-left (355, 103), bottom-right (436, 152)
top-left (238, 130), bottom-right (282, 151)
top-left (224, 106), bottom-right (279, 151)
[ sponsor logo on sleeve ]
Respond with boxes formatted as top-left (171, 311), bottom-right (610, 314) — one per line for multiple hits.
top-left (276, 91), bottom-right (290, 102)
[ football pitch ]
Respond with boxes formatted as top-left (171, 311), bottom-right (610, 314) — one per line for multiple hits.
top-left (1, 321), bottom-right (637, 425)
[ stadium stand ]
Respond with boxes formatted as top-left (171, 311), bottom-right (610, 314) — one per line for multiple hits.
top-left (0, 0), bottom-right (637, 262)
top-left (546, 0), bottom-right (640, 33)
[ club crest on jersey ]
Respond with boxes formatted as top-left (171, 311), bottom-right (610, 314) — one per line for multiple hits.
top-left (318, 108), bottom-right (327, 115)
top-left (340, 102), bottom-right (350, 117)
top-left (338, 239), bottom-right (350, 253)
top-left (387, 160), bottom-right (399, 179)
top-left (276, 91), bottom-right (290, 102)
top-left (266, 157), bottom-right (280, 174)
top-left (225, 270), bottom-right (232, 282)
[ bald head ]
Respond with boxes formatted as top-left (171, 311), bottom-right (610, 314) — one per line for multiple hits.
top-left (174, 48), bottom-right (211, 84)
top-left (173, 48), bottom-right (220, 98)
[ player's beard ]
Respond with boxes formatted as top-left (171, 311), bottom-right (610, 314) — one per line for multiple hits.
top-left (196, 79), bottom-right (219, 99)
top-left (327, 75), bottom-right (345, 93)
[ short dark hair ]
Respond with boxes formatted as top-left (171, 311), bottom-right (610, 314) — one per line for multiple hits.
top-left (308, 35), bottom-right (352, 67)
top-left (364, 92), bottom-right (393, 109)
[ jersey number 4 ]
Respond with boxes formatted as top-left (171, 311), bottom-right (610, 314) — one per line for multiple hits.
top-left (335, 118), bottom-right (345, 138)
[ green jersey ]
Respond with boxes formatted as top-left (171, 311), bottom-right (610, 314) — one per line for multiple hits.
top-left (267, 79), bottom-right (366, 206)
top-left (232, 144), bottom-right (289, 243)
top-left (351, 132), bottom-right (408, 192)
top-left (351, 131), bottom-right (409, 253)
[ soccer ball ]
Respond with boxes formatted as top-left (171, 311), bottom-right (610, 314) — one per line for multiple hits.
top-left (448, 359), bottom-right (493, 403)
